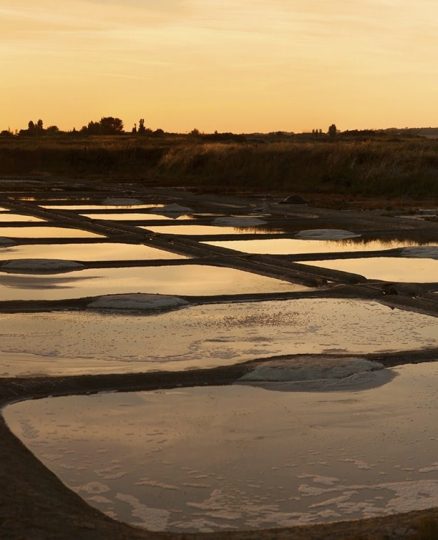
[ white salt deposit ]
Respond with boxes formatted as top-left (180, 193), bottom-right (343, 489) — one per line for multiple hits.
top-left (239, 357), bottom-right (387, 391)
top-left (0, 237), bottom-right (15, 246)
top-left (159, 203), bottom-right (193, 214)
top-left (401, 246), bottom-right (438, 260)
top-left (296, 229), bottom-right (360, 240)
top-left (1, 259), bottom-right (84, 273)
top-left (88, 293), bottom-right (189, 311)
top-left (102, 198), bottom-right (144, 205)
top-left (212, 216), bottom-right (267, 227)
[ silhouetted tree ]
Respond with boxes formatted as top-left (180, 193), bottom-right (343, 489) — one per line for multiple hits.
top-left (81, 117), bottom-right (124, 135)
top-left (190, 128), bottom-right (200, 136)
top-left (132, 123), bottom-right (137, 134)
top-left (328, 124), bottom-right (337, 138)
top-left (138, 118), bottom-right (146, 135)
top-left (99, 117), bottom-right (123, 134)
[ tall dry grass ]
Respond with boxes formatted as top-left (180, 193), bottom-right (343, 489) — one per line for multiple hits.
top-left (0, 137), bottom-right (437, 197)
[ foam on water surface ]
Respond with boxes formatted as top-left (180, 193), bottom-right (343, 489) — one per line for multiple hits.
top-left (0, 299), bottom-right (436, 376)
top-left (5, 362), bottom-right (438, 532)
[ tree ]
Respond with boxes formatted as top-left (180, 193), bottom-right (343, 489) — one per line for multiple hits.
top-left (81, 117), bottom-right (124, 135)
top-left (27, 121), bottom-right (36, 135)
top-left (99, 117), bottom-right (123, 134)
top-left (328, 124), bottom-right (337, 138)
top-left (138, 118), bottom-right (146, 135)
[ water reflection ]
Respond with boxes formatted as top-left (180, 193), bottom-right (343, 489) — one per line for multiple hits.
top-left (41, 204), bottom-right (163, 211)
top-left (5, 363), bottom-right (438, 532)
top-left (0, 299), bottom-right (436, 376)
top-left (0, 264), bottom-right (307, 301)
top-left (142, 225), bottom-right (283, 235)
top-left (0, 243), bottom-right (186, 261)
top-left (0, 214), bottom-right (47, 222)
top-left (305, 257), bottom-right (438, 283)
top-left (205, 238), bottom-right (435, 255)
top-left (0, 227), bottom-right (104, 239)
top-left (82, 213), bottom-right (194, 221)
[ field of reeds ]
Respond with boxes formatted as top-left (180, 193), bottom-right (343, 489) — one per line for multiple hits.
top-left (0, 136), bottom-right (437, 198)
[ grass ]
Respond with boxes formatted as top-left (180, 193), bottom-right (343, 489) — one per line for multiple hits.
top-left (414, 518), bottom-right (438, 539)
top-left (1, 136), bottom-right (438, 199)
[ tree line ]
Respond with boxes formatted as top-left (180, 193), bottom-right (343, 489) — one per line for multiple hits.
top-left (1, 117), bottom-right (167, 137)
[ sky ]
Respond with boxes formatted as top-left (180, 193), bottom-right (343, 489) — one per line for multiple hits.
top-left (1, 0), bottom-right (438, 133)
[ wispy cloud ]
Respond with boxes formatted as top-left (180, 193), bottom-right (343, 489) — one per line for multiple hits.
top-left (0, 0), bottom-right (437, 131)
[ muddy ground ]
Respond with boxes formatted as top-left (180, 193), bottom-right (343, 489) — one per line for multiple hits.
top-left (0, 177), bottom-right (437, 539)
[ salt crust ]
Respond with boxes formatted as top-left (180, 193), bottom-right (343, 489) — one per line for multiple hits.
top-left (401, 246), bottom-right (438, 260)
top-left (240, 357), bottom-right (386, 391)
top-left (88, 293), bottom-right (189, 311)
top-left (1, 259), bottom-right (84, 273)
top-left (0, 237), bottom-right (15, 246)
top-left (102, 197), bottom-right (144, 205)
top-left (212, 216), bottom-right (267, 227)
top-left (159, 203), bottom-right (193, 214)
top-left (296, 229), bottom-right (360, 240)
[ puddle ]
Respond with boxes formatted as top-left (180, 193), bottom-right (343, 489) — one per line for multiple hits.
top-left (0, 213), bottom-right (47, 222)
top-left (5, 363), bottom-right (438, 532)
top-left (204, 239), bottom-right (430, 255)
top-left (82, 213), bottom-right (194, 221)
top-left (0, 227), bottom-right (104, 239)
top-left (0, 299), bottom-right (436, 376)
top-left (304, 258), bottom-right (438, 283)
top-left (0, 264), bottom-right (306, 301)
top-left (41, 204), bottom-right (163, 211)
top-left (141, 225), bottom-right (283, 235)
top-left (0, 243), bottom-right (186, 261)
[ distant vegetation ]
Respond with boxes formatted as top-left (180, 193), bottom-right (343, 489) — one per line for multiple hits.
top-left (0, 117), bottom-right (438, 199)
top-left (2, 116), bottom-right (438, 140)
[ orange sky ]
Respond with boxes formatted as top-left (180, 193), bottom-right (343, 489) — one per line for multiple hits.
top-left (1, 0), bottom-right (438, 133)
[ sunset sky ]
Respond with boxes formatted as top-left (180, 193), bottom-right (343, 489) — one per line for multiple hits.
top-left (1, 0), bottom-right (438, 133)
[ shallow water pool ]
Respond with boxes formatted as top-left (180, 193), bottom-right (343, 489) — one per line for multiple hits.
top-left (0, 264), bottom-right (306, 301)
top-left (141, 225), bottom-right (283, 236)
top-left (41, 204), bottom-right (163, 211)
top-left (0, 242), bottom-right (186, 261)
top-left (304, 257), bottom-right (438, 282)
top-left (0, 213), bottom-right (47, 223)
top-left (205, 238), bottom-right (433, 255)
top-left (82, 213), bottom-right (194, 221)
top-left (0, 299), bottom-right (436, 377)
top-left (0, 226), bottom-right (104, 239)
top-left (5, 362), bottom-right (438, 532)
